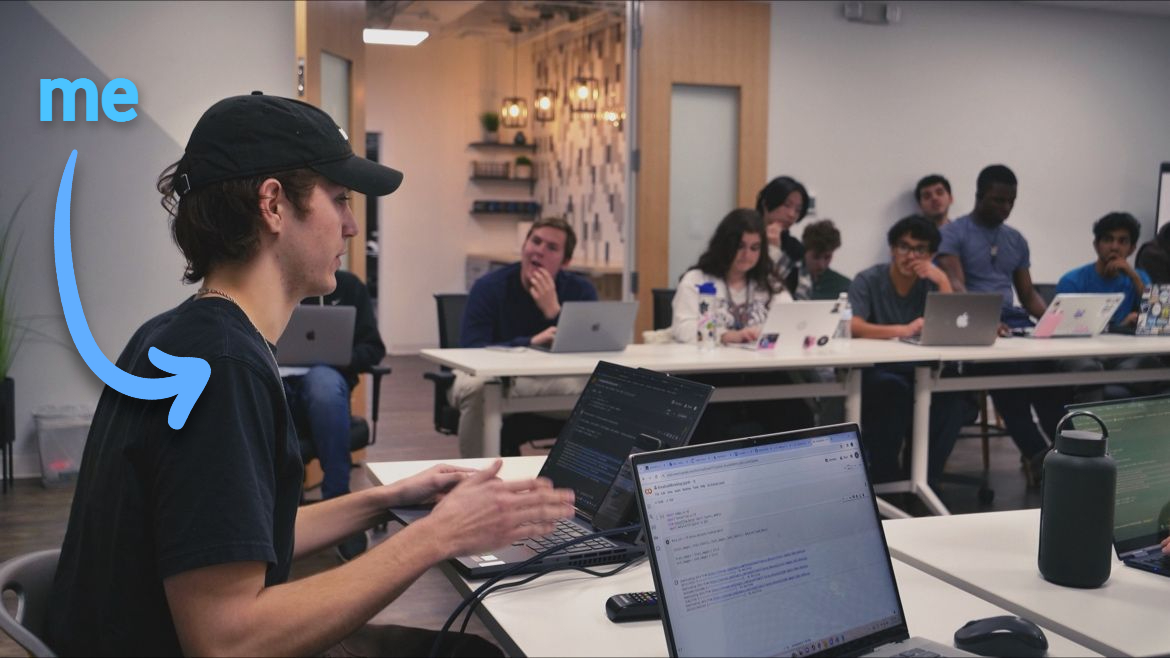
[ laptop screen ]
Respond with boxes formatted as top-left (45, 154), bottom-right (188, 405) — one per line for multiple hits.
top-left (632, 425), bottom-right (909, 657)
top-left (1068, 395), bottom-right (1170, 555)
top-left (539, 362), bottom-right (712, 522)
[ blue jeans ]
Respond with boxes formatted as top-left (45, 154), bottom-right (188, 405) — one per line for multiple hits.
top-left (286, 366), bottom-right (352, 499)
top-left (861, 365), bottom-right (965, 483)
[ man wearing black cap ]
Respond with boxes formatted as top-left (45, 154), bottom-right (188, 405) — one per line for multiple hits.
top-left (46, 93), bottom-right (573, 656)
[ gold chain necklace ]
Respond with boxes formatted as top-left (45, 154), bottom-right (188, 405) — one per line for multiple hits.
top-left (195, 287), bottom-right (279, 367)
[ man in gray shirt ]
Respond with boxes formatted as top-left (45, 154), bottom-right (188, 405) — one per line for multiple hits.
top-left (849, 215), bottom-right (964, 483)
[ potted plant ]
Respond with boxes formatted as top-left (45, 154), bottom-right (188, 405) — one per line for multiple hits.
top-left (480, 111), bottom-right (500, 143)
top-left (514, 155), bottom-right (534, 180)
top-left (0, 194), bottom-right (25, 491)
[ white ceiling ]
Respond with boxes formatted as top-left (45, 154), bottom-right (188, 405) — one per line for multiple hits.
top-left (367, 1), bottom-right (625, 42)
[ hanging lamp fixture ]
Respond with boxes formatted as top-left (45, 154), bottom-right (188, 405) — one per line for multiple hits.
top-left (568, 19), bottom-right (599, 117)
top-left (500, 24), bottom-right (528, 129)
top-left (533, 14), bottom-right (556, 123)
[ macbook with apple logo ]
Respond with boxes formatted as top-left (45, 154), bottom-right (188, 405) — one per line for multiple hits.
top-left (275, 305), bottom-right (356, 367)
top-left (900, 293), bottom-right (1001, 346)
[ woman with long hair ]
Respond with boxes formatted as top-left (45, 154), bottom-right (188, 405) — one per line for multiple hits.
top-left (671, 208), bottom-right (813, 443)
top-left (756, 176), bottom-right (811, 294)
top-left (672, 208), bottom-right (789, 344)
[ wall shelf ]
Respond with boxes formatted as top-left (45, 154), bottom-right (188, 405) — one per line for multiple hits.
top-left (469, 141), bottom-right (537, 152)
top-left (470, 176), bottom-right (536, 194)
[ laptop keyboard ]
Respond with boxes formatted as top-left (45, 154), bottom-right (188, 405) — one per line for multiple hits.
top-left (520, 519), bottom-right (617, 554)
top-left (1129, 551), bottom-right (1170, 572)
top-left (891, 650), bottom-right (941, 657)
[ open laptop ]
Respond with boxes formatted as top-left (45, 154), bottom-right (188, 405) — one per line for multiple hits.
top-left (631, 424), bottom-right (974, 658)
top-left (530, 301), bottom-right (638, 353)
top-left (1025, 293), bottom-right (1123, 338)
top-left (394, 361), bottom-right (713, 578)
top-left (275, 305), bottom-right (355, 367)
top-left (900, 293), bottom-right (1000, 346)
top-left (734, 300), bottom-right (842, 351)
top-left (1067, 394), bottom-right (1170, 577)
top-left (1136, 284), bottom-right (1170, 336)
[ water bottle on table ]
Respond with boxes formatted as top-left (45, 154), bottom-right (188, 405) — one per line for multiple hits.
top-left (696, 282), bottom-right (718, 351)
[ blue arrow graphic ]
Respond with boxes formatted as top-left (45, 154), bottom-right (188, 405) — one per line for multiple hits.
top-left (54, 150), bottom-right (210, 429)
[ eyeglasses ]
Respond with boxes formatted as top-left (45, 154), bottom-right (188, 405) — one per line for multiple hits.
top-left (894, 242), bottom-right (931, 257)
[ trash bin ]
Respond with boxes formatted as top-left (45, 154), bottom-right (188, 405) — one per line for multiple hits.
top-left (34, 406), bottom-right (92, 487)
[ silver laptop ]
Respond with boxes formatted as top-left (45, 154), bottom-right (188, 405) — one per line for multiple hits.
top-left (901, 293), bottom-right (1000, 346)
top-left (1028, 293), bottom-right (1123, 338)
top-left (1067, 394), bottom-right (1170, 577)
top-left (275, 305), bottom-right (355, 366)
top-left (631, 424), bottom-right (974, 658)
top-left (531, 301), bottom-right (637, 353)
top-left (735, 300), bottom-right (842, 350)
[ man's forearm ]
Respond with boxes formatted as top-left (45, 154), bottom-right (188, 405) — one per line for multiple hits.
top-left (294, 488), bottom-right (395, 558)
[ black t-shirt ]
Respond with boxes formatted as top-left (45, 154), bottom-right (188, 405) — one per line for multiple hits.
top-left (46, 297), bottom-right (303, 657)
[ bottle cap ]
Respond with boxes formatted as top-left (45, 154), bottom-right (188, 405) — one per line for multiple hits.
top-left (1054, 411), bottom-right (1108, 457)
top-left (697, 282), bottom-right (716, 295)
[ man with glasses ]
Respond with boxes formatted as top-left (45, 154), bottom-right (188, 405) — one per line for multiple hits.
top-left (848, 215), bottom-right (964, 483)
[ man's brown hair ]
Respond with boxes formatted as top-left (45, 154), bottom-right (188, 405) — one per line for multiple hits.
top-left (801, 219), bottom-right (842, 254)
top-left (157, 160), bottom-right (323, 284)
top-left (526, 216), bottom-right (578, 262)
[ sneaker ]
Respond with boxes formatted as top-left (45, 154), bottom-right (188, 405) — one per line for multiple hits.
top-left (336, 532), bottom-right (368, 562)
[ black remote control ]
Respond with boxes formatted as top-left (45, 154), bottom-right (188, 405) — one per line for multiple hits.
top-left (605, 591), bottom-right (661, 622)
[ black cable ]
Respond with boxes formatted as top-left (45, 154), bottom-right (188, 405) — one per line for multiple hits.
top-left (456, 556), bottom-right (646, 637)
top-left (429, 523), bottom-right (641, 658)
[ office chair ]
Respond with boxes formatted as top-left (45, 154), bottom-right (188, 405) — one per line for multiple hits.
top-left (423, 293), bottom-right (565, 456)
top-left (651, 288), bottom-right (676, 330)
top-left (0, 548), bottom-right (60, 657)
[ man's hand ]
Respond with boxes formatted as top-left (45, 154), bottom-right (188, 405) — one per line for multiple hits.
top-left (1102, 256), bottom-right (1135, 279)
top-left (527, 267), bottom-right (561, 319)
top-left (531, 325), bottom-right (557, 347)
top-left (1121, 311), bottom-right (1139, 327)
top-left (901, 318), bottom-right (925, 337)
top-left (1161, 535), bottom-right (1170, 555)
top-left (381, 464), bottom-right (477, 508)
top-left (420, 460), bottom-right (575, 558)
top-left (765, 222), bottom-right (782, 248)
top-left (911, 260), bottom-right (950, 289)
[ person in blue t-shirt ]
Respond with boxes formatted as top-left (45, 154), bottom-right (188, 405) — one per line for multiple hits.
top-left (1056, 212), bottom-right (1149, 330)
top-left (936, 164), bottom-right (1066, 486)
top-left (450, 217), bottom-right (597, 457)
top-left (1056, 212), bottom-right (1163, 402)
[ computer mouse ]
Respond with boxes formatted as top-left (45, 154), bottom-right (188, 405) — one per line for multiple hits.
top-left (954, 615), bottom-right (1048, 658)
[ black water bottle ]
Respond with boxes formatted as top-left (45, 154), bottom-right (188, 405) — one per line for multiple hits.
top-left (1038, 410), bottom-right (1115, 588)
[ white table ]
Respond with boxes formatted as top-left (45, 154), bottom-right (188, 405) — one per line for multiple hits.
top-left (883, 509), bottom-right (1170, 657)
top-left (901, 335), bottom-right (1170, 516)
top-left (420, 339), bottom-right (930, 465)
top-left (368, 458), bottom-right (1098, 657)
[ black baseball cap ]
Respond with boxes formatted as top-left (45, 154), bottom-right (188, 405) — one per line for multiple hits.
top-left (175, 91), bottom-right (403, 197)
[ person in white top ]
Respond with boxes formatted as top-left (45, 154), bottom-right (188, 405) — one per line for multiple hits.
top-left (670, 209), bottom-right (811, 443)
top-left (672, 208), bottom-right (792, 345)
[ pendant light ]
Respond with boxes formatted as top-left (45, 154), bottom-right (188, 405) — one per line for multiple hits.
top-left (533, 15), bottom-right (556, 123)
top-left (569, 20), bottom-right (598, 117)
top-left (500, 24), bottom-right (528, 129)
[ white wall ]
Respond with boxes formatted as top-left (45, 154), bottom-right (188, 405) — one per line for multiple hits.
top-left (0, 0), bottom-right (293, 477)
top-left (769, 1), bottom-right (1170, 283)
top-left (366, 37), bottom-right (533, 353)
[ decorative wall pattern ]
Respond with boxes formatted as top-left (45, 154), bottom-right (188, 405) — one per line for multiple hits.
top-left (531, 20), bottom-right (626, 267)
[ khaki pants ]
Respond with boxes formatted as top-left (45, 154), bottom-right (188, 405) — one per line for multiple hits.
top-left (449, 371), bottom-right (587, 457)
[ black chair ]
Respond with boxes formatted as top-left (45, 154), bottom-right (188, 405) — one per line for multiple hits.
top-left (0, 548), bottom-right (59, 657)
top-left (651, 288), bottom-right (676, 330)
top-left (295, 364), bottom-right (392, 473)
top-left (424, 293), bottom-right (565, 456)
top-left (1034, 283), bottom-right (1058, 306)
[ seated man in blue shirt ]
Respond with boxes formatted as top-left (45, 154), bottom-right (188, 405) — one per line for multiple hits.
top-left (1056, 211), bottom-right (1162, 401)
top-left (850, 215), bottom-right (965, 483)
top-left (936, 164), bottom-right (1066, 484)
top-left (1057, 212), bottom-right (1149, 330)
top-left (451, 217), bottom-right (597, 457)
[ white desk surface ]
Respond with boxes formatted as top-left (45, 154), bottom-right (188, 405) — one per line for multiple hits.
top-left (926, 333), bottom-right (1170, 363)
top-left (883, 509), bottom-right (1170, 657)
top-left (369, 459), bottom-right (1097, 657)
top-left (419, 339), bottom-right (936, 378)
